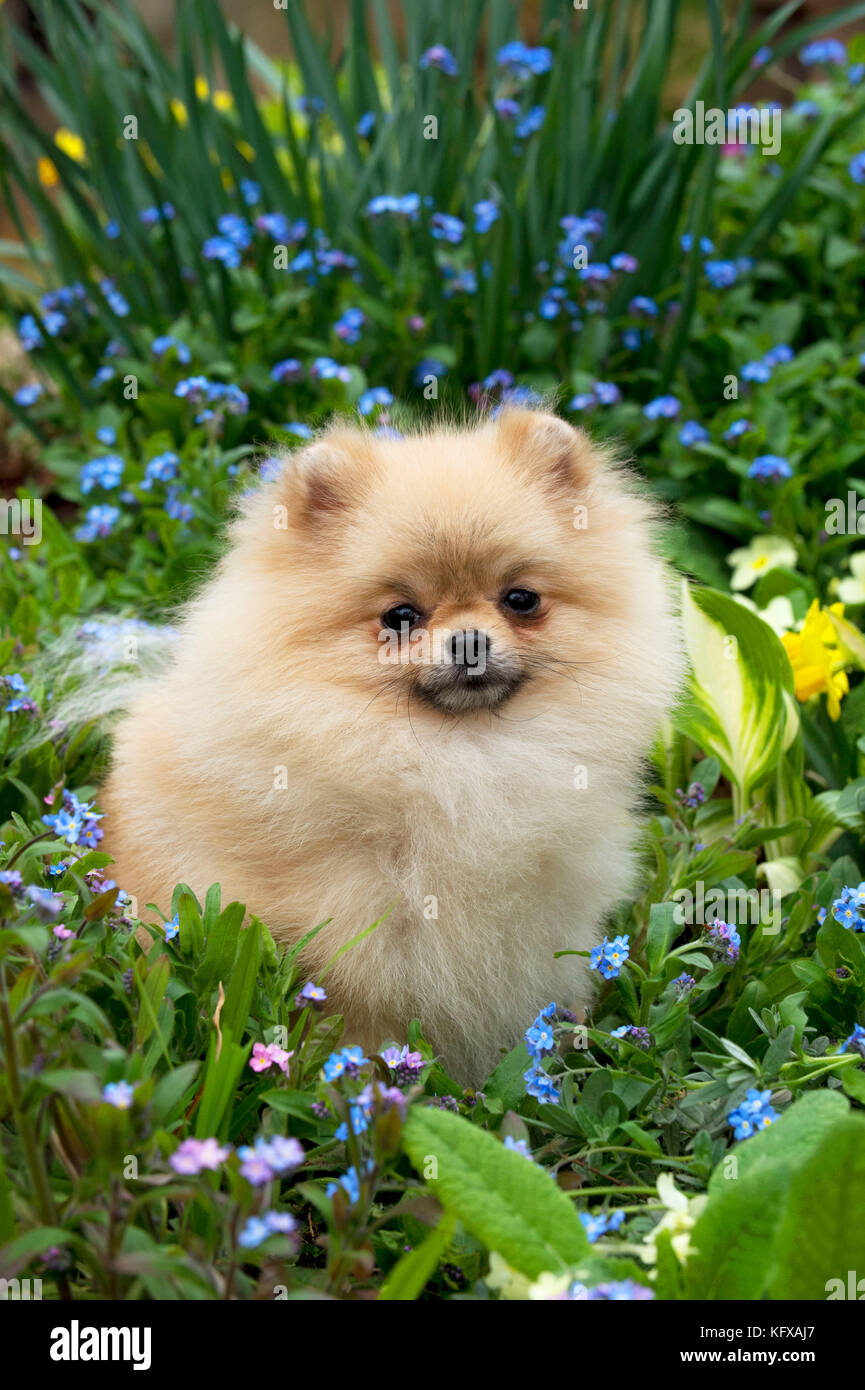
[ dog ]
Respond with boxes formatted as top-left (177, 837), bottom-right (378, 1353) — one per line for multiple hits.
top-left (100, 408), bottom-right (681, 1082)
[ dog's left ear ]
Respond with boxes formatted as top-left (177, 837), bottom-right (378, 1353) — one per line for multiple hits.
top-left (282, 428), bottom-right (379, 526)
top-left (495, 409), bottom-right (600, 493)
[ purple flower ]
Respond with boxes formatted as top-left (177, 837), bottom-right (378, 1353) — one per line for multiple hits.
top-left (296, 980), bottom-right (327, 1006)
top-left (742, 360), bottom-right (772, 383)
top-left (643, 394), bottom-right (680, 420)
top-left (203, 235), bottom-right (242, 268)
top-left (723, 419), bottom-right (752, 442)
top-left (679, 420), bottom-right (708, 447)
top-left (357, 386), bottom-right (393, 416)
top-left (841, 1023), bottom-right (865, 1058)
top-left (496, 42), bottom-right (553, 77)
top-left (594, 381), bottom-right (621, 405)
top-left (270, 358), bottom-right (304, 384)
top-left (799, 39), bottom-right (846, 66)
top-left (0, 869), bottom-right (24, 895)
top-left (310, 356), bottom-right (351, 383)
top-left (430, 212), bottom-right (465, 244)
top-left (579, 1209), bottom-right (626, 1242)
top-left (18, 314), bottom-right (43, 350)
top-left (334, 307), bottom-right (365, 343)
top-left (706, 918), bottom-right (741, 963)
top-left (473, 200), bottom-right (500, 233)
top-left (419, 45), bottom-right (459, 77)
top-left (849, 152), bottom-right (865, 186)
top-left (523, 1065), bottom-right (560, 1104)
top-left (170, 1137), bottom-right (232, 1174)
top-left (151, 335), bottom-right (191, 364)
top-left (80, 454), bottom-right (124, 495)
top-left (515, 105), bottom-right (546, 140)
top-left (25, 885), bottom-right (64, 919)
top-left (365, 193), bottom-right (420, 219)
top-left (705, 259), bottom-right (738, 288)
top-left (238, 1210), bottom-right (298, 1248)
top-left (748, 454), bottom-right (792, 482)
top-left (102, 1081), bottom-right (135, 1109)
top-left (728, 1087), bottom-right (777, 1139)
top-left (13, 384), bottom-right (43, 407)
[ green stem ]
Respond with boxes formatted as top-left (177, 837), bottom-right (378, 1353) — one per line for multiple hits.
top-left (0, 963), bottom-right (56, 1223)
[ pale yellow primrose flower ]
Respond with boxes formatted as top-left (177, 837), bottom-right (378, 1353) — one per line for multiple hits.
top-left (836, 552), bottom-right (865, 606)
top-left (733, 593), bottom-right (795, 637)
top-left (485, 1251), bottom-right (533, 1300)
top-left (641, 1173), bottom-right (706, 1269)
top-left (727, 535), bottom-right (797, 591)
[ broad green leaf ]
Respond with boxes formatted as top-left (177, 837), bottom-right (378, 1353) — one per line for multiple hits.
top-left (401, 1105), bottom-right (590, 1279)
top-left (685, 1091), bottom-right (850, 1298)
top-left (768, 1115), bottom-right (865, 1299)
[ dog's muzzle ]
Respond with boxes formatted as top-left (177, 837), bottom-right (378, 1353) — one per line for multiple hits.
top-left (415, 629), bottom-right (525, 711)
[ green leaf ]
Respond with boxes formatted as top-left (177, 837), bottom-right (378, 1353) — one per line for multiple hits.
top-left (379, 1210), bottom-right (456, 1301)
top-left (676, 580), bottom-right (794, 805)
top-left (150, 1061), bottom-right (201, 1126)
top-left (195, 900), bottom-right (244, 992)
top-left (219, 923), bottom-right (261, 1042)
top-left (647, 902), bottom-right (679, 975)
top-left (685, 1091), bottom-right (850, 1298)
top-left (482, 1042), bottom-right (532, 1111)
top-left (768, 1115), bottom-right (865, 1298)
top-left (401, 1105), bottom-right (590, 1279)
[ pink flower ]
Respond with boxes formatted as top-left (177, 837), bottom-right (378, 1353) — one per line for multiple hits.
top-left (249, 1042), bottom-right (294, 1074)
top-left (169, 1137), bottom-right (232, 1174)
top-left (53, 923), bottom-right (73, 940)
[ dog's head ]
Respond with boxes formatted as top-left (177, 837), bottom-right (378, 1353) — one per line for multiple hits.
top-left (241, 409), bottom-right (673, 724)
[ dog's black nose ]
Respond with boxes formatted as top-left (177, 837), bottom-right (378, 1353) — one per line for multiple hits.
top-left (447, 629), bottom-right (489, 673)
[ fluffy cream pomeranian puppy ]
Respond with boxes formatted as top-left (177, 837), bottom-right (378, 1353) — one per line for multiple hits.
top-left (101, 408), bottom-right (681, 1082)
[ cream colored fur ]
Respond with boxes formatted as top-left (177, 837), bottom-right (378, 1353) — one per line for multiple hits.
top-left (101, 409), bottom-right (682, 1082)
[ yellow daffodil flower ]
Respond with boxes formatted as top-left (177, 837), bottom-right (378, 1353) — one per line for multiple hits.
top-left (170, 98), bottom-right (188, 126)
top-left (781, 600), bottom-right (849, 720)
top-left (54, 127), bottom-right (86, 162)
top-left (38, 157), bottom-right (59, 187)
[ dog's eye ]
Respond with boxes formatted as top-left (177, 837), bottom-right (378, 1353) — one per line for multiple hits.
top-left (381, 604), bottom-right (422, 632)
top-left (501, 588), bottom-right (541, 616)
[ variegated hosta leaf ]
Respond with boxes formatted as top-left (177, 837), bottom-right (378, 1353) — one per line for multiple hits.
top-left (758, 855), bottom-right (805, 897)
top-left (677, 581), bottom-right (796, 805)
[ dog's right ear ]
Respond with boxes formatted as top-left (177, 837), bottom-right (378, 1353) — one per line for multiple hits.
top-left (280, 430), bottom-right (378, 526)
